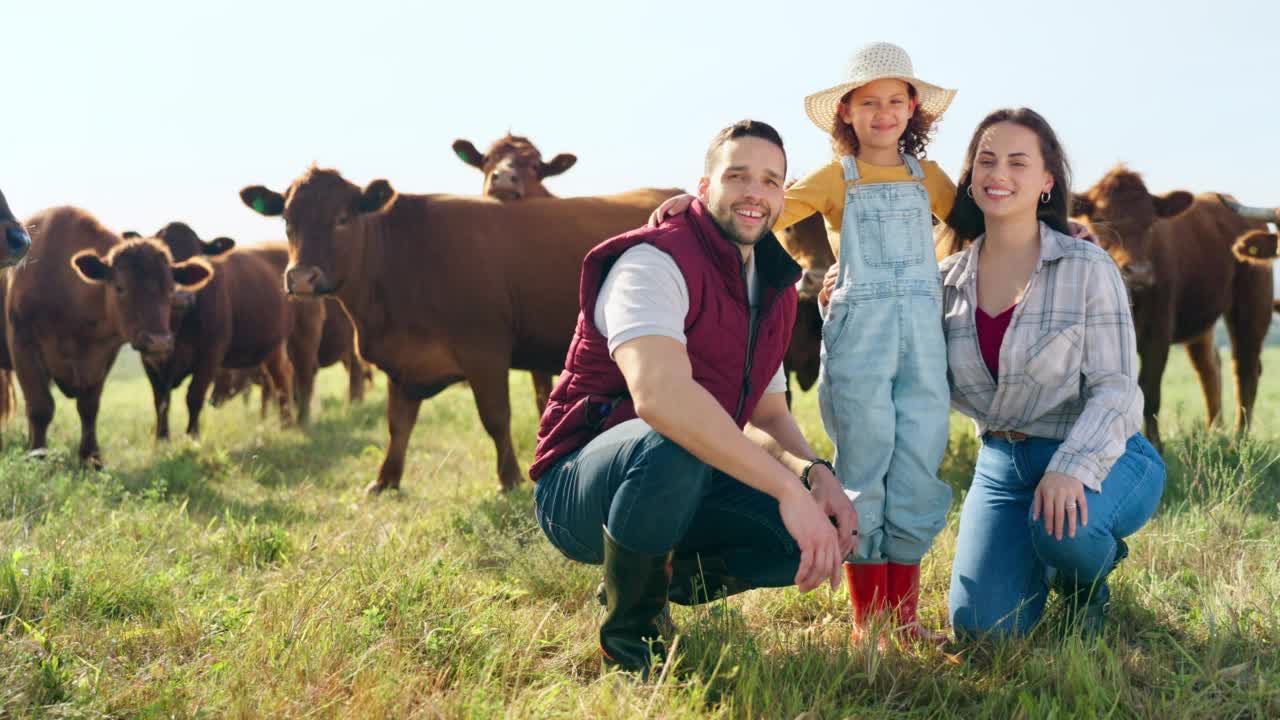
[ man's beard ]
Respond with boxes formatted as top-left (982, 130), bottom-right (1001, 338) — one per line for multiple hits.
top-left (709, 200), bottom-right (773, 249)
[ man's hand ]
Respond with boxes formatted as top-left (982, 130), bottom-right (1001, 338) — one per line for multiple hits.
top-left (647, 193), bottom-right (695, 227)
top-left (1068, 220), bottom-right (1097, 243)
top-left (778, 484), bottom-right (844, 592)
top-left (818, 263), bottom-right (839, 308)
top-left (807, 464), bottom-right (858, 559)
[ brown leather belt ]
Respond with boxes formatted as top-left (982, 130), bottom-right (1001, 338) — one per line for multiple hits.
top-left (985, 430), bottom-right (1029, 441)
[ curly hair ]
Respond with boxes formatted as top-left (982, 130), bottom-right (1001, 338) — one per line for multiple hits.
top-left (830, 84), bottom-right (936, 159)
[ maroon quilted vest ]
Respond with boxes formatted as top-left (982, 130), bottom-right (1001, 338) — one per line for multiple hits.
top-left (529, 199), bottom-right (800, 481)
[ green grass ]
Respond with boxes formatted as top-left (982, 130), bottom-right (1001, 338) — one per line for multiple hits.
top-left (2, 346), bottom-right (1279, 718)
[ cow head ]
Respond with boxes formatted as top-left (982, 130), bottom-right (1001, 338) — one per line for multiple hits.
top-left (452, 134), bottom-right (576, 201)
top-left (0, 188), bottom-right (31, 268)
top-left (147, 222), bottom-right (235, 312)
top-left (240, 167), bottom-right (394, 298)
top-left (70, 238), bottom-right (213, 358)
top-left (1071, 166), bottom-right (1194, 292)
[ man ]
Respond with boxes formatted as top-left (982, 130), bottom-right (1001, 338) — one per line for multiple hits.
top-left (530, 120), bottom-right (858, 678)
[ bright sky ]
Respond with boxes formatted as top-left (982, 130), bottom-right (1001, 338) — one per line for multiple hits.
top-left (6, 0), bottom-right (1278, 300)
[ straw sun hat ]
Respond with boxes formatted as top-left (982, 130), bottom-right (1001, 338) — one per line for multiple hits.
top-left (803, 42), bottom-right (957, 134)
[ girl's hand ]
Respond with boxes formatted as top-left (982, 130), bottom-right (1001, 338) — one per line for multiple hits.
top-left (818, 264), bottom-right (839, 308)
top-left (647, 194), bottom-right (695, 228)
top-left (1032, 471), bottom-right (1089, 540)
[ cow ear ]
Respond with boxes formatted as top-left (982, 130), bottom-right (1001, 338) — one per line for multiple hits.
top-left (71, 250), bottom-right (112, 284)
top-left (240, 186), bottom-right (285, 216)
top-left (202, 236), bottom-right (236, 257)
top-left (1233, 230), bottom-right (1278, 264)
top-left (538, 153), bottom-right (577, 179)
top-left (172, 257), bottom-right (213, 291)
top-left (452, 139), bottom-right (486, 170)
top-left (358, 179), bottom-right (396, 214)
top-left (122, 230), bottom-right (142, 240)
top-left (1071, 193), bottom-right (1095, 217)
top-left (1153, 190), bottom-right (1194, 218)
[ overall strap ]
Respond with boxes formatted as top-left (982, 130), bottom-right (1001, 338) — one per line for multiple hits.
top-left (839, 155), bottom-right (861, 182)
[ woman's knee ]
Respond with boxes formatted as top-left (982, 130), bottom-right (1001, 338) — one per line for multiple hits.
top-left (1028, 523), bottom-right (1113, 581)
top-left (949, 583), bottom-right (1044, 639)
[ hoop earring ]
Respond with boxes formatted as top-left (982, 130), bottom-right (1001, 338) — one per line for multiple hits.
top-left (966, 185), bottom-right (974, 199)
top-left (1040, 191), bottom-right (1051, 204)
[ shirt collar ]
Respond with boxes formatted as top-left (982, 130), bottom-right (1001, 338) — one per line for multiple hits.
top-left (943, 221), bottom-right (1069, 288)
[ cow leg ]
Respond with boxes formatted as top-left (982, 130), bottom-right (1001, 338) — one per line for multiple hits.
top-left (531, 372), bottom-right (553, 415)
top-left (291, 346), bottom-right (318, 426)
top-left (10, 333), bottom-right (54, 452)
top-left (1184, 329), bottom-right (1223, 429)
top-left (257, 370), bottom-right (272, 419)
top-left (184, 361), bottom-right (217, 437)
top-left (1137, 337), bottom-right (1171, 449)
top-left (1223, 292), bottom-right (1269, 436)
top-left (76, 382), bottom-right (105, 469)
top-left (145, 363), bottom-right (172, 441)
top-left (262, 345), bottom-right (295, 428)
top-left (371, 379), bottom-right (422, 494)
top-left (470, 365), bottom-right (522, 492)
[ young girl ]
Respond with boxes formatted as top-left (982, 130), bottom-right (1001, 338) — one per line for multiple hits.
top-left (656, 42), bottom-right (958, 641)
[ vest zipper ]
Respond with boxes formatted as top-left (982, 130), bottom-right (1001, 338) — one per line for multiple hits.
top-left (734, 261), bottom-right (759, 422)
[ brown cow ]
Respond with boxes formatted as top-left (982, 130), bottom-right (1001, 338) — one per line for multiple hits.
top-left (452, 134), bottom-right (576, 201)
top-left (0, 188), bottom-right (33, 430)
top-left (139, 223), bottom-right (296, 438)
top-left (5, 208), bottom-right (211, 464)
top-left (216, 244), bottom-right (367, 423)
top-left (240, 167), bottom-right (681, 493)
top-left (778, 213), bottom-right (834, 399)
top-left (453, 133), bottom-right (578, 413)
top-left (1071, 166), bottom-right (1279, 447)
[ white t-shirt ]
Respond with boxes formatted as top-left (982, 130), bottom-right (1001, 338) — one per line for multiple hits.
top-left (593, 244), bottom-right (788, 397)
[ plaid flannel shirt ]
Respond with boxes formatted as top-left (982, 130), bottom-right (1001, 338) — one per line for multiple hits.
top-left (940, 222), bottom-right (1144, 491)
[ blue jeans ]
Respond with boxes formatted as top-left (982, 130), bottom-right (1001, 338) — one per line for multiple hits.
top-left (533, 419), bottom-right (801, 591)
top-left (948, 433), bottom-right (1165, 638)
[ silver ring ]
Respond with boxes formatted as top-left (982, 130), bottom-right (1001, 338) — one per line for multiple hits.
top-left (1066, 503), bottom-right (1078, 509)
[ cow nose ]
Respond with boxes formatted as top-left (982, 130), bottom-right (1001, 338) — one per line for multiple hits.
top-left (285, 265), bottom-right (328, 296)
top-left (5, 226), bottom-right (30, 261)
top-left (134, 332), bottom-right (174, 356)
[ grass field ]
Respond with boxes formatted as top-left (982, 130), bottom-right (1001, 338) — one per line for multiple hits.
top-left (2, 341), bottom-right (1279, 718)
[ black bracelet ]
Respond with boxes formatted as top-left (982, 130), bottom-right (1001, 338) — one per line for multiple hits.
top-left (800, 458), bottom-right (834, 490)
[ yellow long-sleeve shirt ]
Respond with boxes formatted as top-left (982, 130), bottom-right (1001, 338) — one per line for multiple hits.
top-left (774, 157), bottom-right (957, 257)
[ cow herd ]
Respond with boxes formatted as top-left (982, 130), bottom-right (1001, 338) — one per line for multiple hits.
top-left (0, 137), bottom-right (1276, 492)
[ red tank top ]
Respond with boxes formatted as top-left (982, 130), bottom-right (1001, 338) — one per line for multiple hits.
top-left (976, 304), bottom-right (1016, 379)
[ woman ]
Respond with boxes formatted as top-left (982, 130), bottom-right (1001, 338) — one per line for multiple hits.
top-left (823, 107), bottom-right (1165, 639)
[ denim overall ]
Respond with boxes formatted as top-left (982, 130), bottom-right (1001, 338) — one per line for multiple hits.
top-left (817, 154), bottom-right (952, 564)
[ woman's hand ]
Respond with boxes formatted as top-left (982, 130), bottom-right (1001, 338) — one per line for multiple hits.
top-left (647, 194), bottom-right (695, 228)
top-left (1032, 471), bottom-right (1089, 540)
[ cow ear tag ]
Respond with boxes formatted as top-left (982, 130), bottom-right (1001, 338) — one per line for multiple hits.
top-left (252, 197), bottom-right (270, 215)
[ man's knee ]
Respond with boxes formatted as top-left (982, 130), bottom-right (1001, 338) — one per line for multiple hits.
top-left (630, 430), bottom-right (713, 497)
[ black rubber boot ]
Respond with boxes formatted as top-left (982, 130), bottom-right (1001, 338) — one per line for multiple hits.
top-left (596, 550), bottom-right (752, 608)
top-left (599, 526), bottom-right (673, 679)
top-left (1056, 537), bottom-right (1129, 639)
